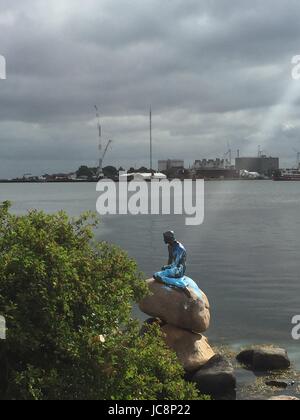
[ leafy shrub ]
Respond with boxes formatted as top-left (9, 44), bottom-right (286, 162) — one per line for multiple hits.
top-left (0, 202), bottom-right (202, 400)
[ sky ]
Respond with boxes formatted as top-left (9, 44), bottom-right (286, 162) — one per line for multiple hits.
top-left (1, 0), bottom-right (300, 178)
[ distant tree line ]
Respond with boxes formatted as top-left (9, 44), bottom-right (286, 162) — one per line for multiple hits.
top-left (76, 165), bottom-right (153, 180)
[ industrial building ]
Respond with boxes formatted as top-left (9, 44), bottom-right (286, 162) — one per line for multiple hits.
top-left (192, 167), bottom-right (238, 179)
top-left (235, 156), bottom-right (279, 176)
top-left (158, 159), bottom-right (184, 172)
top-left (193, 158), bottom-right (228, 170)
top-left (191, 158), bottom-right (238, 179)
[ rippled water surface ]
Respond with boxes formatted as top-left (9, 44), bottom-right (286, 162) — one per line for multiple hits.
top-left (1, 180), bottom-right (300, 368)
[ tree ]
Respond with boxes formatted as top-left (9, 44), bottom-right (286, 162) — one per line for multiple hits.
top-left (76, 166), bottom-right (94, 178)
top-left (0, 202), bottom-right (202, 400)
top-left (103, 166), bottom-right (118, 179)
top-left (137, 167), bottom-right (150, 173)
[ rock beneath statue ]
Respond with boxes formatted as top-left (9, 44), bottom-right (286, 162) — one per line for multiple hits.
top-left (161, 324), bottom-right (215, 373)
top-left (237, 347), bottom-right (291, 372)
top-left (139, 279), bottom-right (210, 334)
top-left (191, 355), bottom-right (237, 400)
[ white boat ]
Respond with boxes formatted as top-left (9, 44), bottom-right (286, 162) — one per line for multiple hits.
top-left (119, 172), bottom-right (167, 182)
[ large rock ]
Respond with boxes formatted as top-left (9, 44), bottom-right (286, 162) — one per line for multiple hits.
top-left (237, 347), bottom-right (291, 371)
top-left (268, 396), bottom-right (299, 401)
top-left (266, 380), bottom-right (289, 389)
top-left (139, 279), bottom-right (210, 334)
top-left (161, 324), bottom-right (215, 373)
top-left (191, 355), bottom-right (237, 399)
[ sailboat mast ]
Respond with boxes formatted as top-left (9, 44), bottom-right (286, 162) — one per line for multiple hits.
top-left (95, 105), bottom-right (102, 176)
top-left (150, 107), bottom-right (153, 171)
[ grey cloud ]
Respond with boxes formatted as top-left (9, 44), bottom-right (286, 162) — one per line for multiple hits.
top-left (1, 0), bottom-right (300, 178)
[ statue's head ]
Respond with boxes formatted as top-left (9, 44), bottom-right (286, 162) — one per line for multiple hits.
top-left (163, 231), bottom-right (176, 245)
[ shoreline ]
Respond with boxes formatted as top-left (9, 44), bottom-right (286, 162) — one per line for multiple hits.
top-left (0, 178), bottom-right (274, 184)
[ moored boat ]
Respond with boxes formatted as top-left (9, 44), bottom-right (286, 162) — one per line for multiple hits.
top-left (273, 169), bottom-right (300, 181)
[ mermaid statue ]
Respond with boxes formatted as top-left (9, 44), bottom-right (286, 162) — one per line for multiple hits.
top-left (153, 231), bottom-right (203, 300)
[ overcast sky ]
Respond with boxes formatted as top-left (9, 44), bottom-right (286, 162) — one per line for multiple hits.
top-left (1, 0), bottom-right (300, 177)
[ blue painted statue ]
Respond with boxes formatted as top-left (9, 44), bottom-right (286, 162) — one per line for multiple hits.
top-left (153, 231), bottom-right (203, 300)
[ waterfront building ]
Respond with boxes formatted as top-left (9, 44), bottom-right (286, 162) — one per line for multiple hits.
top-left (193, 158), bottom-right (227, 170)
top-left (236, 156), bottom-right (279, 176)
top-left (190, 158), bottom-right (237, 179)
top-left (158, 160), bottom-right (184, 172)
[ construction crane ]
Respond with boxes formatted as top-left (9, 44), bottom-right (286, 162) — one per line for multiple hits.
top-left (293, 148), bottom-right (300, 169)
top-left (98, 139), bottom-right (113, 177)
top-left (258, 145), bottom-right (262, 158)
top-left (224, 143), bottom-right (232, 168)
top-left (94, 105), bottom-right (113, 179)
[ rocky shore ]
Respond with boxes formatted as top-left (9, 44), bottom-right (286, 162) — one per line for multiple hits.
top-left (139, 279), bottom-right (299, 401)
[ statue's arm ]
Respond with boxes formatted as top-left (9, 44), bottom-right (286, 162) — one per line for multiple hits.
top-left (175, 247), bottom-right (187, 268)
top-left (161, 246), bottom-right (173, 271)
top-left (168, 245), bottom-right (173, 265)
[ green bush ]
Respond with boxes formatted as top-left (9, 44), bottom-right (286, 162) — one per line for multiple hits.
top-left (0, 202), bottom-right (202, 400)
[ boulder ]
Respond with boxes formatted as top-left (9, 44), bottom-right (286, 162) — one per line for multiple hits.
top-left (192, 355), bottom-right (237, 399)
top-left (268, 396), bottom-right (299, 401)
top-left (266, 380), bottom-right (289, 389)
top-left (139, 279), bottom-right (210, 334)
top-left (161, 324), bottom-right (215, 373)
top-left (237, 347), bottom-right (291, 372)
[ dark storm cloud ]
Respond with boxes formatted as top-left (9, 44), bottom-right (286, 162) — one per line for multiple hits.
top-left (1, 0), bottom-right (300, 177)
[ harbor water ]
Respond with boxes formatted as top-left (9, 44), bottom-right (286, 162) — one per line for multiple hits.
top-left (1, 180), bottom-right (300, 368)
